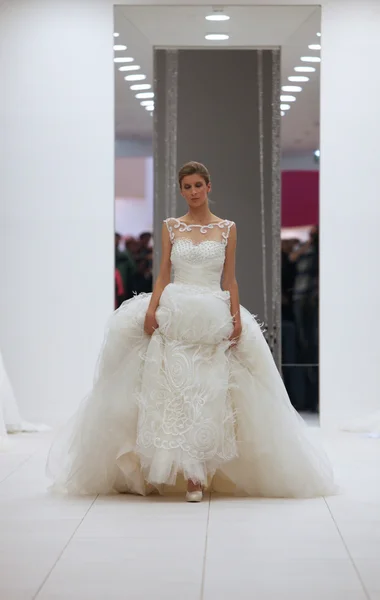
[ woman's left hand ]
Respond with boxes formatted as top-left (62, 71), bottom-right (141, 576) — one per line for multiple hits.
top-left (229, 320), bottom-right (242, 348)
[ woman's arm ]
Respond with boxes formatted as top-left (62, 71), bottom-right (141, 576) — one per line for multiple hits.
top-left (222, 224), bottom-right (242, 344)
top-left (144, 223), bottom-right (171, 334)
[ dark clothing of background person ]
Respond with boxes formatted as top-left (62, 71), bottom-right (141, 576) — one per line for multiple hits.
top-left (132, 257), bottom-right (153, 295)
top-left (115, 233), bottom-right (136, 301)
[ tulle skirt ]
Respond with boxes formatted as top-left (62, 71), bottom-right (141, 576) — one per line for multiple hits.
top-left (342, 410), bottom-right (380, 436)
top-left (47, 284), bottom-right (337, 498)
top-left (1, 350), bottom-right (49, 450)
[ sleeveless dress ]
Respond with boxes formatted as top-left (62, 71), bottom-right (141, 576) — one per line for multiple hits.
top-left (47, 219), bottom-right (337, 497)
top-left (1, 349), bottom-right (49, 449)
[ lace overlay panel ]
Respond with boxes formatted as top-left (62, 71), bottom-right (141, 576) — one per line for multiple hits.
top-left (164, 218), bottom-right (235, 291)
top-left (164, 218), bottom-right (234, 245)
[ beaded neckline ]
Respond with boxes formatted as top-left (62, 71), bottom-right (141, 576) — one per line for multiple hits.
top-left (172, 218), bottom-right (229, 228)
top-left (165, 217), bottom-right (234, 245)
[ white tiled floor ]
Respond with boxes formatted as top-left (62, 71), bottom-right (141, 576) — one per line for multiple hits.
top-left (0, 426), bottom-right (379, 600)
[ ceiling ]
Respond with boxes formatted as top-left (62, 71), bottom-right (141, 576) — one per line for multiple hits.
top-left (114, 5), bottom-right (321, 153)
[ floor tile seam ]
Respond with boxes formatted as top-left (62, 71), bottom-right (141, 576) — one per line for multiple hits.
top-left (323, 496), bottom-right (371, 600)
top-left (33, 494), bottom-right (98, 599)
top-left (0, 454), bottom-right (34, 488)
top-left (200, 491), bottom-right (212, 600)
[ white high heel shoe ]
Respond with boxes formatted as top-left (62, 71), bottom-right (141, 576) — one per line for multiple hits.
top-left (186, 490), bottom-right (203, 503)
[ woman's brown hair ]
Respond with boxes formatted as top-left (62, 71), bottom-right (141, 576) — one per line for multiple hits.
top-left (178, 161), bottom-right (211, 188)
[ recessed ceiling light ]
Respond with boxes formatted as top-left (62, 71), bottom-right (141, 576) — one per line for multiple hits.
top-left (280, 95), bottom-right (296, 102)
top-left (114, 45), bottom-right (127, 51)
top-left (205, 34), bottom-right (229, 41)
top-left (141, 100), bottom-right (154, 107)
top-left (282, 86), bottom-right (302, 92)
top-left (309, 44), bottom-right (321, 50)
top-left (114, 33), bottom-right (120, 38)
top-left (135, 92), bottom-right (154, 99)
top-left (317, 32), bottom-right (321, 37)
top-left (206, 13), bottom-right (230, 21)
top-left (300, 56), bottom-right (321, 63)
top-left (288, 76), bottom-right (309, 82)
top-left (281, 111), bottom-right (285, 116)
top-left (119, 65), bottom-right (140, 72)
top-left (314, 149), bottom-right (320, 158)
top-left (145, 105), bottom-right (154, 111)
top-left (114, 57), bottom-right (134, 63)
top-left (280, 104), bottom-right (291, 111)
top-left (130, 84), bottom-right (151, 91)
top-left (125, 74), bottom-right (146, 81)
top-left (294, 66), bottom-right (316, 73)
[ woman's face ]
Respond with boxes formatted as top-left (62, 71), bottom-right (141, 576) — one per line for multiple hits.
top-left (180, 174), bottom-right (211, 209)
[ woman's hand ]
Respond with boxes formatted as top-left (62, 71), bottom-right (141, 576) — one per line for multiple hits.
top-left (229, 318), bottom-right (242, 348)
top-left (144, 309), bottom-right (158, 336)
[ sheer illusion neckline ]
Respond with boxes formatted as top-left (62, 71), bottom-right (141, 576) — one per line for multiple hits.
top-left (164, 217), bottom-right (234, 246)
top-left (173, 218), bottom-right (229, 228)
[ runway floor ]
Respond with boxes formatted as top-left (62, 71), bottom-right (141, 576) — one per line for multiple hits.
top-left (0, 422), bottom-right (379, 600)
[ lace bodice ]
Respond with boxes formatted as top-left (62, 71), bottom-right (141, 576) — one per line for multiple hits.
top-left (164, 218), bottom-right (234, 291)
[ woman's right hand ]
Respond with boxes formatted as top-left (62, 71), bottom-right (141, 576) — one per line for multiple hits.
top-left (144, 309), bottom-right (158, 336)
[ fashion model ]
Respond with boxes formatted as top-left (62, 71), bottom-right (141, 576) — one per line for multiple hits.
top-left (47, 162), bottom-right (337, 502)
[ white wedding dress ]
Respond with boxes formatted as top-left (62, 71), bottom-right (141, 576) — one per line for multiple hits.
top-left (342, 411), bottom-right (380, 437)
top-left (1, 349), bottom-right (50, 449)
top-left (47, 218), bottom-right (337, 497)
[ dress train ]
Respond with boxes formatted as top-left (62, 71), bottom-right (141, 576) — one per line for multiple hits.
top-left (0, 350), bottom-right (50, 449)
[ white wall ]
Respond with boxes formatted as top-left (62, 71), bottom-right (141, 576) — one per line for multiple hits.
top-left (281, 151), bottom-right (319, 171)
top-left (115, 138), bottom-right (153, 158)
top-left (115, 157), bottom-right (146, 198)
top-left (1, 0), bottom-right (379, 430)
top-left (114, 157), bottom-right (153, 237)
top-left (319, 1), bottom-right (380, 429)
top-left (115, 195), bottom-right (153, 237)
top-left (0, 1), bottom-right (114, 424)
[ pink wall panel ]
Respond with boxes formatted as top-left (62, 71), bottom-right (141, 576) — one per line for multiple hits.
top-left (281, 170), bottom-right (319, 228)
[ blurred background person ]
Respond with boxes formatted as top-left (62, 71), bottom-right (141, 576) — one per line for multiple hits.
top-left (132, 251), bottom-right (153, 295)
top-left (289, 226), bottom-right (319, 413)
top-left (125, 236), bottom-right (141, 260)
top-left (138, 231), bottom-right (153, 259)
top-left (281, 239), bottom-right (299, 409)
top-left (281, 239), bottom-right (297, 323)
top-left (115, 232), bottom-right (136, 305)
top-left (115, 268), bottom-right (124, 310)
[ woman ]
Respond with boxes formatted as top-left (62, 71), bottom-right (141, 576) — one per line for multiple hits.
top-left (47, 162), bottom-right (337, 502)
